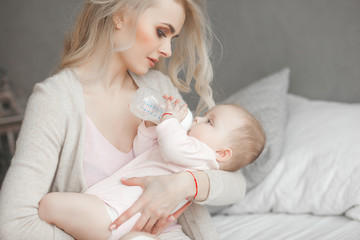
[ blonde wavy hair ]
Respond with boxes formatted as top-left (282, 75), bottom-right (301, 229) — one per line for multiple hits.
top-left (57, 0), bottom-right (215, 114)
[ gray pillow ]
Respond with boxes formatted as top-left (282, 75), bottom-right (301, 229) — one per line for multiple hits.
top-left (221, 68), bottom-right (290, 190)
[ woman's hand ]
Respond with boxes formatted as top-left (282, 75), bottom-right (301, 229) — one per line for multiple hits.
top-left (109, 172), bottom-right (195, 235)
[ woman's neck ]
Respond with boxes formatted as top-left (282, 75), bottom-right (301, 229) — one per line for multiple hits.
top-left (77, 52), bottom-right (136, 95)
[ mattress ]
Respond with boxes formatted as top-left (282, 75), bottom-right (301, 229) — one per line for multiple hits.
top-left (212, 213), bottom-right (360, 240)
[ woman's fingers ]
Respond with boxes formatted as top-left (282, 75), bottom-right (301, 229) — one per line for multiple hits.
top-left (109, 177), bottom-right (148, 229)
top-left (150, 201), bottom-right (192, 235)
top-left (150, 216), bottom-right (169, 235)
top-left (131, 211), bottom-right (150, 232)
top-left (142, 216), bottom-right (158, 233)
top-left (137, 205), bottom-right (170, 233)
top-left (111, 174), bottom-right (189, 233)
top-left (110, 199), bottom-right (143, 230)
top-left (172, 201), bottom-right (191, 219)
top-left (121, 177), bottom-right (145, 188)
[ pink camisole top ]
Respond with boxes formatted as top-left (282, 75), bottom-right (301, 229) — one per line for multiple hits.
top-left (83, 115), bottom-right (135, 188)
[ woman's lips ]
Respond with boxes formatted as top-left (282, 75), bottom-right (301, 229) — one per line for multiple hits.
top-left (147, 57), bottom-right (158, 67)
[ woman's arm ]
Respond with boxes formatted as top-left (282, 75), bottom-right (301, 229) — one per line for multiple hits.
top-left (133, 121), bottom-right (158, 157)
top-left (0, 81), bottom-right (73, 240)
top-left (110, 168), bottom-right (245, 235)
top-left (196, 169), bottom-right (246, 205)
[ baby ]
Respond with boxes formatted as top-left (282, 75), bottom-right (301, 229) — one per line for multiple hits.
top-left (38, 99), bottom-right (265, 240)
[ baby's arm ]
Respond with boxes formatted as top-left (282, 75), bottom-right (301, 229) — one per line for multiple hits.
top-left (133, 121), bottom-right (158, 157)
top-left (157, 97), bottom-right (218, 170)
top-left (133, 96), bottom-right (187, 157)
top-left (157, 119), bottom-right (218, 170)
top-left (38, 192), bottom-right (112, 240)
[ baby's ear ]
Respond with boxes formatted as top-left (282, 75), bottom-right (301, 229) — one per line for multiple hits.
top-left (216, 147), bottom-right (232, 162)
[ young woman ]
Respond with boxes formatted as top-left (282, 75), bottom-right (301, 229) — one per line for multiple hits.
top-left (0, 0), bottom-right (246, 239)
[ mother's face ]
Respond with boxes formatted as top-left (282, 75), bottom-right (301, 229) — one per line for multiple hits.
top-left (114, 0), bottom-right (186, 75)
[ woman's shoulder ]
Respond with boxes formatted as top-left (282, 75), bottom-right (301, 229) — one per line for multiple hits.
top-left (37, 68), bottom-right (81, 93)
top-left (29, 68), bottom-right (83, 110)
top-left (32, 68), bottom-right (82, 101)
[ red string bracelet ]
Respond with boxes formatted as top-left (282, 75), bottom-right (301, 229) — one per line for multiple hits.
top-left (186, 170), bottom-right (198, 200)
top-left (161, 112), bottom-right (173, 118)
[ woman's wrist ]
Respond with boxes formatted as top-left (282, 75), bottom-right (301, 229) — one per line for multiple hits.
top-left (186, 170), bottom-right (198, 199)
top-left (192, 171), bottom-right (210, 202)
top-left (175, 171), bottom-right (196, 200)
top-left (176, 171), bottom-right (210, 202)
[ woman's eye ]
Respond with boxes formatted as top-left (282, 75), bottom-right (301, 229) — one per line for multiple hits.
top-left (207, 119), bottom-right (212, 125)
top-left (157, 29), bottom-right (166, 38)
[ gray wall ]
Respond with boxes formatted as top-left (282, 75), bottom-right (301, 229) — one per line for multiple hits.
top-left (0, 0), bottom-right (82, 105)
top-left (207, 0), bottom-right (360, 103)
top-left (1, 0), bottom-right (360, 108)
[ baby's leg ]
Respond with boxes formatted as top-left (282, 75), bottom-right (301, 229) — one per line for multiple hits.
top-left (38, 192), bottom-right (111, 240)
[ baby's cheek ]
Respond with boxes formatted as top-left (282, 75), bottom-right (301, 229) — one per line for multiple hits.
top-left (188, 127), bottom-right (202, 140)
top-left (187, 129), bottom-right (195, 138)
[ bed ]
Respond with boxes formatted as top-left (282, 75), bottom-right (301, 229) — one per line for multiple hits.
top-left (203, 1), bottom-right (360, 238)
top-left (212, 213), bottom-right (360, 240)
top-left (207, 69), bottom-right (360, 239)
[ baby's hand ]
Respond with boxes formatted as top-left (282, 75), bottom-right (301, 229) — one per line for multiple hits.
top-left (161, 95), bottom-right (188, 123)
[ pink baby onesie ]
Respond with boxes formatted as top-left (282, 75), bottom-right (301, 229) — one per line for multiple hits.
top-left (85, 118), bottom-right (219, 239)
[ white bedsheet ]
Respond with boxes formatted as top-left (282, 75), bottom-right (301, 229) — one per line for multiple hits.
top-left (212, 213), bottom-right (360, 240)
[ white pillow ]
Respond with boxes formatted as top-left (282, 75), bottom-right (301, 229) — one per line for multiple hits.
top-left (223, 94), bottom-right (360, 221)
top-left (222, 68), bottom-right (290, 190)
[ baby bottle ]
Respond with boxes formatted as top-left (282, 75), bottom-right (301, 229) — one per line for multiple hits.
top-left (129, 87), bottom-right (193, 130)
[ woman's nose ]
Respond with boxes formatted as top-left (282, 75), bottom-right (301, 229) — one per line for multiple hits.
top-left (158, 39), bottom-right (172, 58)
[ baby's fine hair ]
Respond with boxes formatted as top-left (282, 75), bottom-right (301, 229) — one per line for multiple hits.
top-left (224, 104), bottom-right (266, 172)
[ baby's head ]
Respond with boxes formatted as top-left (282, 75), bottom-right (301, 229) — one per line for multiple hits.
top-left (188, 104), bottom-right (266, 171)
